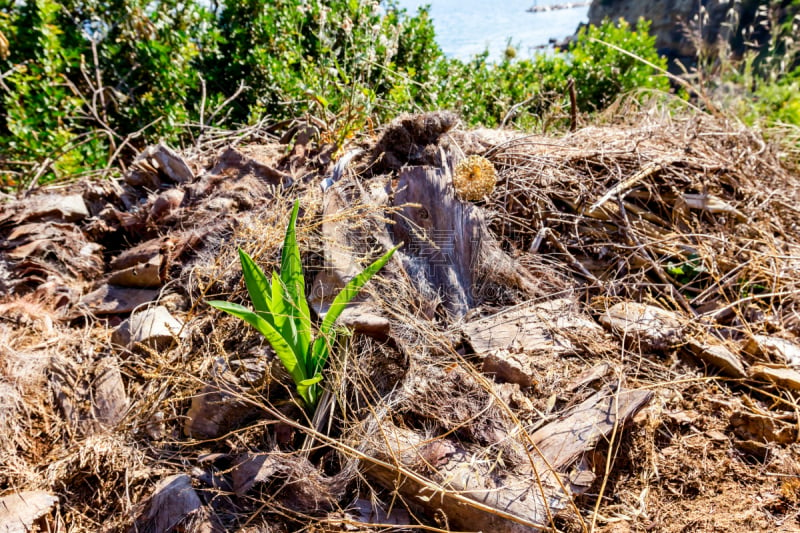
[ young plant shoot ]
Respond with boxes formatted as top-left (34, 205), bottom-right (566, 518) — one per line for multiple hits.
top-left (208, 200), bottom-right (398, 411)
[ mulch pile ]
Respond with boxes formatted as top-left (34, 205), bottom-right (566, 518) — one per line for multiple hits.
top-left (1, 110), bottom-right (799, 532)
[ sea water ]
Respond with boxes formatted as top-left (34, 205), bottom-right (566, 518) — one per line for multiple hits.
top-left (393, 0), bottom-right (590, 60)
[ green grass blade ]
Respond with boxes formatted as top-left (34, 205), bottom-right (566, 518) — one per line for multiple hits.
top-left (280, 199), bottom-right (312, 371)
top-left (207, 300), bottom-right (307, 387)
top-left (238, 249), bottom-right (271, 314)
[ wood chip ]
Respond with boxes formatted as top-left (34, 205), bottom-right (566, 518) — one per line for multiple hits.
top-left (0, 491), bottom-right (58, 533)
top-left (21, 193), bottom-right (89, 222)
top-left (108, 254), bottom-right (164, 288)
top-left (531, 387), bottom-right (653, 468)
top-left (135, 474), bottom-right (202, 533)
top-left (686, 338), bottom-right (747, 378)
top-left (749, 364), bottom-right (800, 392)
top-left (465, 298), bottom-right (602, 356)
top-left (91, 358), bottom-right (129, 427)
top-left (362, 421), bottom-right (568, 532)
top-left (731, 410), bottom-right (796, 445)
top-left (600, 302), bottom-right (683, 351)
top-left (745, 335), bottom-right (800, 367)
top-left (78, 285), bottom-right (159, 315)
top-left (184, 383), bottom-right (260, 439)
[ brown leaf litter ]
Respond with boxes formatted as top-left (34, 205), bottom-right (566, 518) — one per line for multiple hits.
top-left (0, 110), bottom-right (799, 532)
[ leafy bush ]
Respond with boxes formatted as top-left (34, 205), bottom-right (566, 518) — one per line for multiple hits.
top-left (0, 0), bottom-right (107, 186)
top-left (434, 18), bottom-right (669, 129)
top-left (0, 1), bottom-right (672, 189)
top-left (568, 18), bottom-right (669, 111)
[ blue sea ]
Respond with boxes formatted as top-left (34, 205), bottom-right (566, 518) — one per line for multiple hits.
top-left (393, 0), bottom-right (589, 60)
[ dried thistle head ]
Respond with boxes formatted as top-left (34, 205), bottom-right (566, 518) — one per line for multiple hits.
top-left (453, 155), bottom-right (496, 201)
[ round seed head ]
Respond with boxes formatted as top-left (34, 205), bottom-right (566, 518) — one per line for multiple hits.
top-left (453, 155), bottom-right (497, 201)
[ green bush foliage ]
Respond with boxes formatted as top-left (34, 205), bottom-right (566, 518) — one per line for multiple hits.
top-left (435, 18), bottom-right (669, 129)
top-left (0, 2), bottom-right (678, 189)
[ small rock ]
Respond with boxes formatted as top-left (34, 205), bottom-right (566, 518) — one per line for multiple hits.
top-left (0, 491), bottom-right (58, 533)
top-left (112, 305), bottom-right (185, 350)
top-left (600, 302), bottom-right (683, 351)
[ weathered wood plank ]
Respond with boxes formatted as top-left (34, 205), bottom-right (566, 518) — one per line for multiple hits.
top-left (464, 298), bottom-right (603, 356)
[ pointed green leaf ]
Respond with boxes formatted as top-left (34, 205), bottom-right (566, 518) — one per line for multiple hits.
top-left (320, 245), bottom-right (399, 336)
top-left (280, 199), bottom-right (312, 371)
top-left (207, 300), bottom-right (307, 386)
top-left (238, 249), bottom-right (271, 314)
top-left (311, 244), bottom-right (399, 374)
top-left (270, 270), bottom-right (289, 331)
top-left (297, 374), bottom-right (323, 407)
top-left (311, 336), bottom-right (330, 373)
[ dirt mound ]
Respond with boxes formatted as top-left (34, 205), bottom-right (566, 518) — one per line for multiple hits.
top-left (0, 111), bottom-right (799, 532)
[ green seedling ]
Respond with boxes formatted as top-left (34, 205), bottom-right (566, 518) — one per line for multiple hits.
top-left (208, 200), bottom-right (398, 411)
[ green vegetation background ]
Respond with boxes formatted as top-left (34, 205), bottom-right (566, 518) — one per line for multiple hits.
top-left (0, 0), bottom-right (797, 189)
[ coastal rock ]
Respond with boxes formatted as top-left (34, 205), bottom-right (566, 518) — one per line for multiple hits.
top-left (587, 0), bottom-right (749, 65)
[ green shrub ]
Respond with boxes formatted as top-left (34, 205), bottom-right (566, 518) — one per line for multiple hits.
top-left (568, 18), bottom-right (669, 112)
top-left (433, 18), bottom-right (668, 129)
top-left (0, 1), bottom-right (671, 189)
top-left (0, 0), bottom-right (108, 186)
